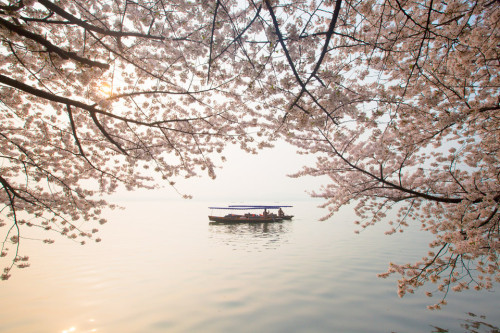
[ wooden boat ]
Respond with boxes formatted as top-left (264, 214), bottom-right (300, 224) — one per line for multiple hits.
top-left (208, 214), bottom-right (283, 223)
top-left (208, 205), bottom-right (293, 224)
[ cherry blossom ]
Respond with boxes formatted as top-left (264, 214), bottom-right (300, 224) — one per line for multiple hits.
top-left (1, 0), bottom-right (269, 279)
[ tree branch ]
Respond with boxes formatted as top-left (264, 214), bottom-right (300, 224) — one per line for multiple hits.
top-left (207, 0), bottom-right (220, 83)
top-left (290, 0), bottom-right (343, 109)
top-left (0, 16), bottom-right (109, 69)
top-left (37, 0), bottom-right (165, 40)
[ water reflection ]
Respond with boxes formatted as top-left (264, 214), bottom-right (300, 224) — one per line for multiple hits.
top-left (208, 221), bottom-right (292, 250)
top-left (430, 313), bottom-right (499, 333)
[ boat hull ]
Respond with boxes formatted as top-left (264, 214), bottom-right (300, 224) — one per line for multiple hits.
top-left (208, 215), bottom-right (284, 223)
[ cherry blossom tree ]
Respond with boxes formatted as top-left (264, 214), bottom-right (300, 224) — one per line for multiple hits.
top-left (1, 0), bottom-right (498, 309)
top-left (254, 0), bottom-right (499, 309)
top-left (0, 0), bottom-right (272, 280)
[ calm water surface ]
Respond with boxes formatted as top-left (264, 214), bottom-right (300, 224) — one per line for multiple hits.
top-left (1, 200), bottom-right (498, 332)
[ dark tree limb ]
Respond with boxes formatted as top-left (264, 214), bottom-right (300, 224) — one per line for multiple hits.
top-left (0, 16), bottom-right (109, 69)
top-left (37, 0), bottom-right (165, 40)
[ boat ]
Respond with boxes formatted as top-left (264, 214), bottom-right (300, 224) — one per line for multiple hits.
top-left (208, 205), bottom-right (294, 224)
top-left (208, 214), bottom-right (283, 223)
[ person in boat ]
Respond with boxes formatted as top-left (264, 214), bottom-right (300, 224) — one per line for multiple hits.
top-left (263, 209), bottom-right (268, 217)
top-left (278, 208), bottom-right (284, 217)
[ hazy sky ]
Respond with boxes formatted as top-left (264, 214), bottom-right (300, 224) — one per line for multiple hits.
top-left (115, 140), bottom-right (327, 204)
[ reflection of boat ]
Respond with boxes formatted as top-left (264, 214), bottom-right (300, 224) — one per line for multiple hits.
top-left (208, 205), bottom-right (294, 224)
top-left (208, 216), bottom-right (292, 250)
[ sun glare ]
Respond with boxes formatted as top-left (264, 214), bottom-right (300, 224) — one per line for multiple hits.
top-left (99, 82), bottom-right (113, 96)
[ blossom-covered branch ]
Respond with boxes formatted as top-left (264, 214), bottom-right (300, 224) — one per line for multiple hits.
top-left (0, 0), bottom-right (268, 279)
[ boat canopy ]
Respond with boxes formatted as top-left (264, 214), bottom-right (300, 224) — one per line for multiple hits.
top-left (229, 205), bottom-right (293, 208)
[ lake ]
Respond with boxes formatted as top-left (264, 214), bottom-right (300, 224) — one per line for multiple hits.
top-left (1, 200), bottom-right (498, 332)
